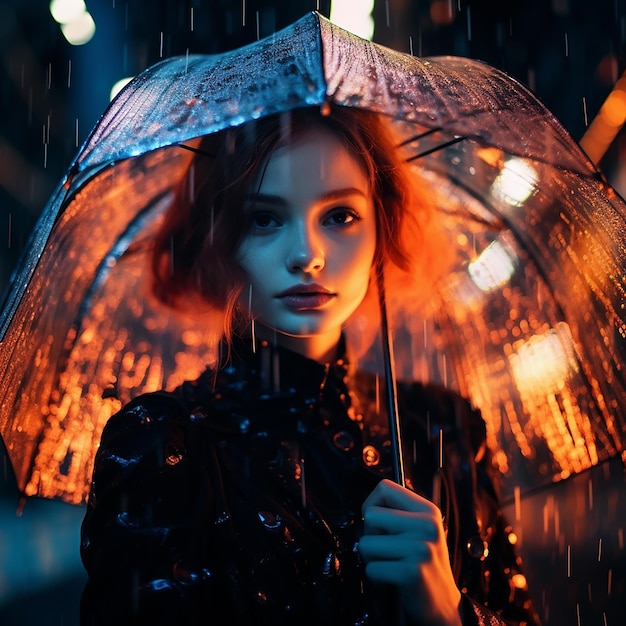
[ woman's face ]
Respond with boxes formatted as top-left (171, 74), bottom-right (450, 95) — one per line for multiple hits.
top-left (236, 126), bottom-right (377, 361)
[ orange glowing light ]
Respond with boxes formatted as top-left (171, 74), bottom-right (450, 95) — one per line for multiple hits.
top-left (511, 573), bottom-right (528, 589)
top-left (602, 86), bottom-right (626, 127)
top-left (430, 0), bottom-right (456, 25)
top-left (580, 71), bottom-right (626, 165)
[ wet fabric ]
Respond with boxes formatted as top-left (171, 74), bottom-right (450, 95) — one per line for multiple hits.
top-left (80, 338), bottom-right (539, 625)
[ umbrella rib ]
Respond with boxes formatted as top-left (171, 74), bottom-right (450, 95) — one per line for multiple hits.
top-left (177, 143), bottom-right (216, 158)
top-left (406, 136), bottom-right (466, 161)
top-left (396, 127), bottom-right (443, 148)
top-left (74, 194), bottom-right (170, 327)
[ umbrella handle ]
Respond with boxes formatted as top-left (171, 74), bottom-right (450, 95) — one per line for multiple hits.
top-left (376, 263), bottom-right (406, 488)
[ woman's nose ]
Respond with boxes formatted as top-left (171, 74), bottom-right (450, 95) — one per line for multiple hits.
top-left (286, 228), bottom-right (325, 273)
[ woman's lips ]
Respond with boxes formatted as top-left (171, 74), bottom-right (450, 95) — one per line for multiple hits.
top-left (276, 285), bottom-right (336, 310)
top-left (278, 292), bottom-right (335, 309)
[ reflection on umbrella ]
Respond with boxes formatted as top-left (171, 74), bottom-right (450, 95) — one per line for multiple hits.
top-left (0, 11), bottom-right (624, 507)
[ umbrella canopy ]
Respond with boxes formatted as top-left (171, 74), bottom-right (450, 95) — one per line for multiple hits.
top-left (0, 11), bottom-right (624, 505)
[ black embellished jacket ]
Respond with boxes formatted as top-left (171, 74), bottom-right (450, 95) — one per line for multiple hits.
top-left (80, 339), bottom-right (540, 625)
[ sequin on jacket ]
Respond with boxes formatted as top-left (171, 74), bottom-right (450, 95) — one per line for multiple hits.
top-left (80, 338), bottom-right (540, 625)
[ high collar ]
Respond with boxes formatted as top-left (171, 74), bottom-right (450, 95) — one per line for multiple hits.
top-left (223, 334), bottom-right (350, 400)
top-left (177, 335), bottom-right (354, 435)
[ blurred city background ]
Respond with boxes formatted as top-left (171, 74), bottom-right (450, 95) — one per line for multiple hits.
top-left (0, 1), bottom-right (625, 624)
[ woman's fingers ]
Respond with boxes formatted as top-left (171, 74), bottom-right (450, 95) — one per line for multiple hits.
top-left (358, 531), bottom-right (433, 563)
top-left (362, 478), bottom-right (441, 516)
top-left (358, 479), bottom-right (463, 625)
top-left (362, 480), bottom-right (445, 542)
top-left (362, 505), bottom-right (440, 539)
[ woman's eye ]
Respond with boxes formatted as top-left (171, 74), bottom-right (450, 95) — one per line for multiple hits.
top-left (249, 212), bottom-right (279, 229)
top-left (324, 209), bottom-right (360, 227)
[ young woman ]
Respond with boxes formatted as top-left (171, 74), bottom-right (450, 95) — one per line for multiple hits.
top-left (79, 106), bottom-right (539, 625)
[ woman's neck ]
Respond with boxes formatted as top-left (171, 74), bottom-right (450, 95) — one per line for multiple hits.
top-left (251, 323), bottom-right (341, 364)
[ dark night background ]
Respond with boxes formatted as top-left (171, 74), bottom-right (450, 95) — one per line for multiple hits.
top-left (0, 1), bottom-right (625, 624)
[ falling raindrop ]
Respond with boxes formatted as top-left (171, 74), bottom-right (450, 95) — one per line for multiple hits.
top-left (438, 428), bottom-right (443, 470)
top-left (567, 544), bottom-right (571, 578)
top-left (432, 471), bottom-right (441, 508)
top-left (374, 374), bottom-right (380, 415)
top-left (272, 349), bottom-right (280, 394)
top-left (300, 458), bottom-right (306, 509)
top-left (248, 283), bottom-right (256, 353)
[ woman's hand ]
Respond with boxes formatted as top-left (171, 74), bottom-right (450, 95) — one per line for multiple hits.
top-left (358, 479), bottom-right (463, 626)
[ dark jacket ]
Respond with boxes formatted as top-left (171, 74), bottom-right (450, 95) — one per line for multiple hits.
top-left (80, 338), bottom-right (539, 625)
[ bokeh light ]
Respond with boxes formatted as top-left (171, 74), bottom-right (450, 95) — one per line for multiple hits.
top-left (49, 0), bottom-right (85, 24)
top-left (330, 0), bottom-right (374, 40)
top-left (60, 11), bottom-right (95, 46)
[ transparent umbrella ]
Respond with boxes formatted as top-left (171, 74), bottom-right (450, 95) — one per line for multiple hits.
top-left (0, 11), bottom-right (624, 506)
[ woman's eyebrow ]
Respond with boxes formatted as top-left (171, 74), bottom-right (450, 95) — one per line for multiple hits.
top-left (245, 188), bottom-right (368, 206)
top-left (245, 193), bottom-right (287, 206)
top-left (318, 188), bottom-right (369, 202)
